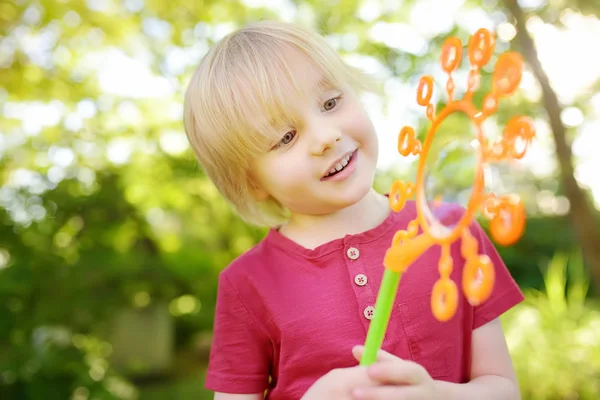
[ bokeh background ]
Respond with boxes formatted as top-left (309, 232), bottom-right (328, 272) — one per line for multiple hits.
top-left (1, 0), bottom-right (600, 399)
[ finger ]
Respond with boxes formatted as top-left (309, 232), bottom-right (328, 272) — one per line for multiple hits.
top-left (352, 345), bottom-right (399, 363)
top-left (353, 385), bottom-right (423, 400)
top-left (334, 366), bottom-right (379, 387)
top-left (367, 360), bottom-right (426, 385)
top-left (353, 367), bottom-right (380, 386)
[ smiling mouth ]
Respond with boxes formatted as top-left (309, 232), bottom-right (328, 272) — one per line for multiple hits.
top-left (323, 150), bottom-right (356, 178)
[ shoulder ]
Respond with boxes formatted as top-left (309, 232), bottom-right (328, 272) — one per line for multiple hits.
top-left (219, 238), bottom-right (272, 283)
top-left (218, 232), bottom-right (292, 293)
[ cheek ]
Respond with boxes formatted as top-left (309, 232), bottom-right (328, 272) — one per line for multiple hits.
top-left (258, 155), bottom-right (311, 194)
top-left (346, 109), bottom-right (377, 145)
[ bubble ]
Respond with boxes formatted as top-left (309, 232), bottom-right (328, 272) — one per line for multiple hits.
top-left (419, 111), bottom-right (481, 239)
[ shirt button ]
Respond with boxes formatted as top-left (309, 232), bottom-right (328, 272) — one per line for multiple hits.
top-left (347, 247), bottom-right (360, 260)
top-left (364, 305), bottom-right (375, 320)
top-left (354, 274), bottom-right (368, 286)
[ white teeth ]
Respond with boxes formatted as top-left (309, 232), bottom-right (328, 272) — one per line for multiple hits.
top-left (325, 152), bottom-right (354, 177)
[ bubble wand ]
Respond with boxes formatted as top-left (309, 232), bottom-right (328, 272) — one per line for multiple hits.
top-left (360, 28), bottom-right (536, 365)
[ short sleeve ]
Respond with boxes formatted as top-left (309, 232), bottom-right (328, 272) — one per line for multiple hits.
top-left (470, 221), bottom-right (525, 329)
top-left (204, 273), bottom-right (272, 394)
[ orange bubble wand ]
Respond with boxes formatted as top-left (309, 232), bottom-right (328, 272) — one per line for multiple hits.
top-left (360, 28), bottom-right (535, 365)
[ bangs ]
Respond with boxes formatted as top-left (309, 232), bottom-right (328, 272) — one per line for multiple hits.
top-left (226, 42), bottom-right (345, 150)
top-left (190, 24), bottom-right (359, 168)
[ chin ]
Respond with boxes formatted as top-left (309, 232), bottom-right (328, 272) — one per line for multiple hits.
top-left (342, 171), bottom-right (376, 205)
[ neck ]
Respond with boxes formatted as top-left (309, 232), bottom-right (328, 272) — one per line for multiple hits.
top-left (279, 189), bottom-right (390, 249)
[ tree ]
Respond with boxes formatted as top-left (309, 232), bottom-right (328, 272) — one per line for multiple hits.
top-left (502, 0), bottom-right (600, 291)
top-left (1, 0), bottom-right (599, 397)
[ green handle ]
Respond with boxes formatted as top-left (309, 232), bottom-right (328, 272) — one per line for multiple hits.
top-left (360, 268), bottom-right (402, 365)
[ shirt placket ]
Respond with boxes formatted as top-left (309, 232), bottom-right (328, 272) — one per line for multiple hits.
top-left (343, 242), bottom-right (378, 333)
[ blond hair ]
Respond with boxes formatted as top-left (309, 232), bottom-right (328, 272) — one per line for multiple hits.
top-left (184, 20), bottom-right (372, 226)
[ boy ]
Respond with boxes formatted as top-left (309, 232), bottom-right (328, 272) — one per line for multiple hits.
top-left (184, 20), bottom-right (523, 399)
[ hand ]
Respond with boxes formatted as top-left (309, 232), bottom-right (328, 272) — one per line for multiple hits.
top-left (301, 365), bottom-right (378, 400)
top-left (350, 345), bottom-right (438, 400)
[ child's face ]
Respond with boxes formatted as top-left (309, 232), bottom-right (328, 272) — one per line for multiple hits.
top-left (250, 53), bottom-right (379, 218)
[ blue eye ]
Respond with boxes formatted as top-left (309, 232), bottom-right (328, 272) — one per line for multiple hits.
top-left (280, 131), bottom-right (295, 145)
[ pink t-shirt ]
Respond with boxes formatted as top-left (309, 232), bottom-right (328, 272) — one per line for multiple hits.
top-left (205, 202), bottom-right (524, 398)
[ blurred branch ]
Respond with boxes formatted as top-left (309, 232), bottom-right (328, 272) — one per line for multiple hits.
top-left (503, 0), bottom-right (600, 292)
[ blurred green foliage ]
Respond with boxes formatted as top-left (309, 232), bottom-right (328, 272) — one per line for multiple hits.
top-left (1, 0), bottom-right (599, 398)
top-left (503, 252), bottom-right (600, 399)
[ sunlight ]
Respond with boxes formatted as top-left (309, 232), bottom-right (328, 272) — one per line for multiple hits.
top-left (527, 12), bottom-right (600, 103)
top-left (6, 1), bottom-right (599, 206)
top-left (366, 6), bottom-right (600, 207)
top-left (92, 49), bottom-right (174, 99)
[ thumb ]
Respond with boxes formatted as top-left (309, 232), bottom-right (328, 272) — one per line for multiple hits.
top-left (352, 345), bottom-right (399, 363)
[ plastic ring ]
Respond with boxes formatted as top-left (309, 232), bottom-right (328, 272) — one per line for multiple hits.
top-left (392, 230), bottom-right (407, 246)
top-left (463, 255), bottom-right (495, 306)
top-left (389, 180), bottom-right (407, 212)
top-left (505, 116), bottom-right (535, 159)
top-left (398, 126), bottom-right (416, 156)
top-left (492, 52), bottom-right (523, 96)
top-left (417, 76), bottom-right (433, 106)
top-left (468, 28), bottom-right (495, 68)
top-left (490, 199), bottom-right (525, 246)
top-left (440, 37), bottom-right (463, 73)
top-left (431, 278), bottom-right (458, 322)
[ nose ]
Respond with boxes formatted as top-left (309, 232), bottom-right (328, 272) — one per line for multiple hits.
top-left (310, 123), bottom-right (342, 156)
